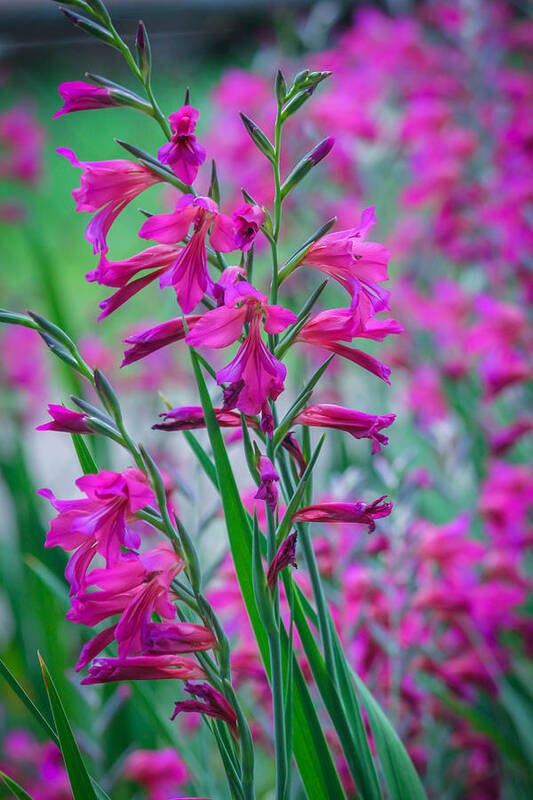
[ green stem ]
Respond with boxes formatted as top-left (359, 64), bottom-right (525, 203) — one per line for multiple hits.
top-left (276, 450), bottom-right (336, 678)
top-left (268, 629), bottom-right (288, 800)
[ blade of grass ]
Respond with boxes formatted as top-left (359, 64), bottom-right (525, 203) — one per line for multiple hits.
top-left (38, 654), bottom-right (107, 800)
top-left (0, 772), bottom-right (34, 800)
top-left (0, 658), bottom-right (59, 747)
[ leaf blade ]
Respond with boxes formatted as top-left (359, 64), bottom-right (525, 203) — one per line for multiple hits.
top-left (38, 655), bottom-right (101, 800)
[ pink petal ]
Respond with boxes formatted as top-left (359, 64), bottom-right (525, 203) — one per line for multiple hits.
top-left (185, 305), bottom-right (246, 348)
top-left (209, 213), bottom-right (236, 252)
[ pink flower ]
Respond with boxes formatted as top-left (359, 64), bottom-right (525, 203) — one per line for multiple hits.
top-left (58, 147), bottom-right (162, 254)
top-left (36, 404), bottom-right (91, 434)
top-left (121, 316), bottom-right (201, 365)
top-left (158, 105), bottom-right (206, 185)
top-left (185, 281), bottom-right (296, 425)
top-left (232, 203), bottom-right (266, 251)
top-left (294, 404), bottom-right (395, 454)
top-left (171, 682), bottom-right (238, 738)
top-left (300, 207), bottom-right (391, 322)
top-left (124, 749), bottom-right (188, 800)
top-left (138, 194), bottom-right (236, 312)
top-left (267, 532), bottom-right (298, 589)
top-left (254, 456), bottom-right (280, 512)
top-left (0, 105), bottom-right (44, 184)
top-left (54, 82), bottom-right (118, 117)
top-left (87, 245), bottom-right (183, 319)
top-left (297, 307), bottom-right (401, 383)
top-left (142, 622), bottom-right (217, 654)
top-left (70, 544), bottom-right (184, 670)
top-left (292, 496), bottom-right (392, 533)
top-left (39, 469), bottom-right (155, 574)
top-left (153, 405), bottom-right (243, 432)
top-left (81, 655), bottom-right (204, 684)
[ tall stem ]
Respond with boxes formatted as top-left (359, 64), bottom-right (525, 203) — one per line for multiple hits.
top-left (265, 102), bottom-right (289, 800)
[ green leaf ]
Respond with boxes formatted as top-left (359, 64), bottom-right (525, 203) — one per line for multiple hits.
top-left (189, 349), bottom-right (346, 800)
top-left (71, 433), bottom-right (98, 474)
top-left (275, 436), bottom-right (324, 548)
top-left (275, 280), bottom-right (328, 359)
top-left (25, 556), bottom-right (70, 610)
top-left (0, 309), bottom-right (40, 329)
top-left (287, 585), bottom-right (383, 800)
top-left (114, 139), bottom-right (191, 193)
top-left (183, 430), bottom-right (219, 490)
top-left (239, 114), bottom-right (275, 161)
top-left (273, 356), bottom-right (334, 450)
top-left (0, 658), bottom-right (59, 747)
top-left (38, 655), bottom-right (101, 800)
top-left (351, 668), bottom-right (428, 800)
top-left (0, 771), bottom-right (34, 800)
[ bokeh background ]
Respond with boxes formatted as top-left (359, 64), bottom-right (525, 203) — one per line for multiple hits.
top-left (1, 1), bottom-right (532, 799)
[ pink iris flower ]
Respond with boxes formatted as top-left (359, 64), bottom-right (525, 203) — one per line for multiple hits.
top-left (300, 207), bottom-right (391, 323)
top-left (292, 495), bottom-right (393, 533)
top-left (158, 105), bottom-right (206, 185)
top-left (138, 194), bottom-right (236, 313)
top-left (185, 281), bottom-right (297, 427)
top-left (39, 469), bottom-right (155, 576)
top-left (294, 404), bottom-right (396, 454)
top-left (58, 147), bottom-right (162, 254)
top-left (54, 82), bottom-right (118, 117)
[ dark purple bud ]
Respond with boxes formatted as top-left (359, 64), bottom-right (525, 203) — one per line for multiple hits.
top-left (309, 137), bottom-right (335, 165)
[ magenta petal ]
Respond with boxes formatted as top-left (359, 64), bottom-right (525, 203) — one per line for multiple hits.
top-left (209, 213), bottom-right (236, 252)
top-left (76, 625), bottom-right (117, 671)
top-left (139, 202), bottom-right (197, 244)
top-left (185, 305), bottom-right (246, 348)
top-left (263, 304), bottom-right (297, 334)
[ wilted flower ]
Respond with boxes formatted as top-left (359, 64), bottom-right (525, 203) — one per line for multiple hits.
top-left (267, 532), bottom-right (298, 589)
top-left (254, 456), bottom-right (280, 512)
top-left (171, 682), bottom-right (238, 738)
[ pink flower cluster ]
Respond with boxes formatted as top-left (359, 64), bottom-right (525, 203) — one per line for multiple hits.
top-left (39, 469), bottom-right (214, 684)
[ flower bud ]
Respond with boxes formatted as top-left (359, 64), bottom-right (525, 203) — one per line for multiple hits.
top-left (142, 622), bottom-right (216, 654)
top-left (239, 113), bottom-right (275, 161)
top-left (281, 138), bottom-right (335, 198)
